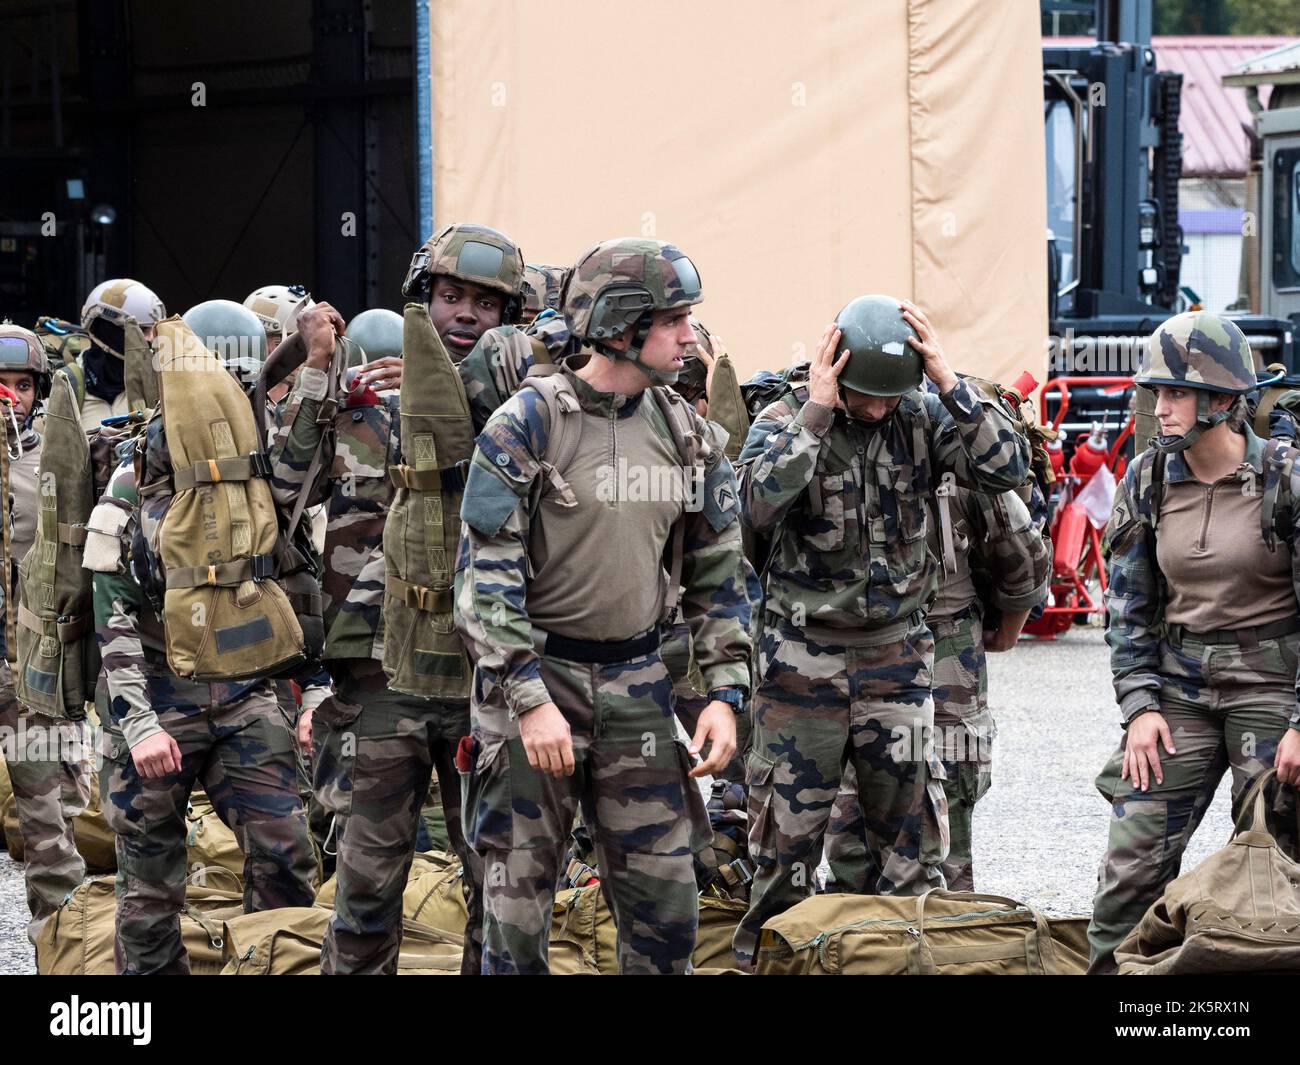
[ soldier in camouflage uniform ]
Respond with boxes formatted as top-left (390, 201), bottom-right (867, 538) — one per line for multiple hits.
top-left (823, 480), bottom-right (1050, 893)
top-left (731, 295), bottom-right (1030, 967)
top-left (1088, 310), bottom-right (1300, 973)
top-left (272, 224), bottom-right (528, 976)
top-left (520, 263), bottom-right (566, 325)
top-left (90, 412), bottom-right (316, 975)
top-left (0, 322), bottom-right (91, 942)
top-left (455, 237), bottom-right (752, 974)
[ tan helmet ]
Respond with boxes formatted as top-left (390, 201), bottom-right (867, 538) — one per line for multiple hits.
top-left (81, 278), bottom-right (166, 359)
top-left (243, 284), bottom-right (314, 342)
top-left (401, 223), bottom-right (526, 323)
top-left (0, 320), bottom-right (52, 398)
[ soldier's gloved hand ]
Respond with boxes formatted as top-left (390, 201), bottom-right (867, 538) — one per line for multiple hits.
top-left (357, 356), bottom-right (403, 393)
top-left (1121, 710), bottom-right (1176, 793)
top-left (519, 701), bottom-right (575, 778)
top-left (131, 731), bottom-right (183, 780)
top-left (689, 702), bottom-right (737, 779)
top-left (808, 324), bottom-right (851, 409)
top-left (1276, 728), bottom-right (1300, 787)
top-left (900, 300), bottom-right (958, 394)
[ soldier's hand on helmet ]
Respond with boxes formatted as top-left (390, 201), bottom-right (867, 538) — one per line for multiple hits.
top-left (1276, 728), bottom-right (1300, 787)
top-left (298, 301), bottom-right (346, 368)
top-left (519, 701), bottom-right (575, 778)
top-left (357, 357), bottom-right (403, 393)
top-left (1121, 710), bottom-right (1176, 792)
top-left (900, 301), bottom-right (958, 394)
top-left (809, 324), bottom-right (851, 409)
top-left (689, 702), bottom-right (737, 778)
top-left (131, 731), bottom-right (183, 780)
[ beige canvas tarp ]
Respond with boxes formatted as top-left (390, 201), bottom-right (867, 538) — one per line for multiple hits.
top-left (429, 0), bottom-right (1047, 386)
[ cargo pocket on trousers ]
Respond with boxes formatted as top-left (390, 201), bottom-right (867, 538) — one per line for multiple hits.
top-left (462, 736), bottom-right (516, 851)
top-left (672, 739), bottom-right (715, 854)
top-left (744, 748), bottom-right (778, 867)
top-left (98, 727), bottom-right (140, 836)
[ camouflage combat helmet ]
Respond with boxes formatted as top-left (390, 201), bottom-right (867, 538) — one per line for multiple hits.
top-left (1136, 310), bottom-right (1269, 453)
top-left (81, 278), bottom-right (166, 359)
top-left (562, 237), bottom-right (703, 385)
top-left (0, 320), bottom-right (52, 397)
top-left (345, 307), bottom-right (403, 362)
top-left (521, 263), bottom-right (566, 321)
top-left (401, 223), bottom-right (526, 324)
top-left (833, 295), bottom-right (923, 398)
top-left (182, 299), bottom-right (268, 390)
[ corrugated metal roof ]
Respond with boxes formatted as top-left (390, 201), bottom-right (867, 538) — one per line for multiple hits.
top-left (1223, 39), bottom-right (1300, 85)
top-left (1047, 36), bottom-right (1298, 177)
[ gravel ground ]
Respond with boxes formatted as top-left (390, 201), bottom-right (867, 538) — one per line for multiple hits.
top-left (975, 623), bottom-right (1231, 916)
top-left (0, 624), bottom-right (1236, 973)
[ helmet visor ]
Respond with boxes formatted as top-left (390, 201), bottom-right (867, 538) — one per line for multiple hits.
top-left (456, 241), bottom-right (506, 283)
top-left (0, 336), bottom-right (34, 367)
top-left (671, 256), bottom-right (702, 301)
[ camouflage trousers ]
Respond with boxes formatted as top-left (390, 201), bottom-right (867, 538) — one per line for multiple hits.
top-left (0, 673), bottom-right (91, 941)
top-left (465, 647), bottom-right (712, 974)
top-left (100, 682), bottom-right (316, 974)
top-left (1088, 631), bottom-right (1300, 974)
top-left (733, 619), bottom-right (948, 967)
top-left (823, 610), bottom-right (993, 893)
top-left (316, 659), bottom-right (484, 976)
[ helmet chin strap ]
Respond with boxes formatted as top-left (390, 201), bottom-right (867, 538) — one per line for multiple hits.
top-left (616, 314), bottom-right (680, 386)
top-left (1152, 389), bottom-right (1231, 454)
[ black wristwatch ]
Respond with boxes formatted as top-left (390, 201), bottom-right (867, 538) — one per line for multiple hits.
top-left (709, 687), bottom-right (746, 713)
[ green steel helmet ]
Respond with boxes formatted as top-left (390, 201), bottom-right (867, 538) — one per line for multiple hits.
top-left (0, 320), bottom-right (52, 397)
top-left (401, 223), bottom-right (526, 323)
top-left (833, 295), bottom-right (923, 397)
top-left (521, 263), bottom-right (566, 320)
top-left (345, 308), bottom-right (404, 363)
top-left (1138, 311), bottom-right (1263, 454)
top-left (182, 299), bottom-right (268, 390)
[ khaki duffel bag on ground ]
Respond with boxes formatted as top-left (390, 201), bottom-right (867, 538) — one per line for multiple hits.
top-left (220, 906), bottom-right (462, 974)
top-left (34, 867), bottom-right (244, 975)
top-left (755, 889), bottom-right (1089, 975)
top-left (185, 789), bottom-right (244, 887)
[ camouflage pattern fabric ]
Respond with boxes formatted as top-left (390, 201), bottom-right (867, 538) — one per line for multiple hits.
top-left (732, 620), bottom-right (948, 966)
top-left (316, 659), bottom-right (484, 976)
top-left (521, 263), bottom-right (565, 320)
top-left (457, 317), bottom-right (575, 432)
top-left (461, 648), bottom-right (712, 974)
top-left (98, 686), bottom-right (316, 975)
top-left (268, 369), bottom-right (399, 661)
top-left (0, 681), bottom-right (91, 941)
top-left (823, 610), bottom-right (992, 893)
top-left (736, 380), bottom-right (1030, 635)
top-left (402, 223), bottom-right (526, 312)
top-left (1087, 631), bottom-right (1300, 973)
top-left (1137, 310), bottom-right (1256, 394)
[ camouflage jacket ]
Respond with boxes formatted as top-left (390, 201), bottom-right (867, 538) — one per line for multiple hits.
top-left (91, 431), bottom-right (264, 749)
top-left (457, 312), bottom-right (575, 429)
top-left (0, 423), bottom-right (41, 661)
top-left (737, 380), bottom-right (1030, 642)
top-left (269, 367), bottom-right (399, 663)
top-left (933, 484), bottom-right (1050, 621)
top-left (1103, 429), bottom-right (1300, 729)
top-left (454, 364), bottom-right (753, 717)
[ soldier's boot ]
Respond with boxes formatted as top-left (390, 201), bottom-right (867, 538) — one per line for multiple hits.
top-left (99, 724), bottom-right (202, 976)
top-left (0, 702), bottom-right (91, 941)
top-left (820, 765), bottom-right (874, 894)
top-left (200, 691), bottom-right (316, 911)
